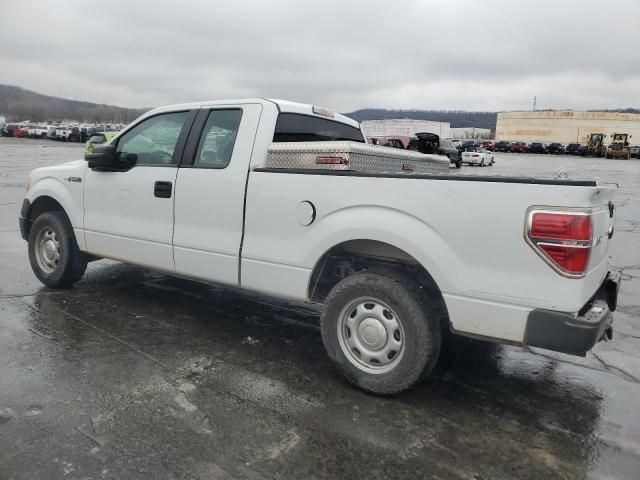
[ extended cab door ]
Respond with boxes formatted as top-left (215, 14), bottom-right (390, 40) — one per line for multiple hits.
top-left (172, 103), bottom-right (262, 285)
top-left (83, 110), bottom-right (195, 271)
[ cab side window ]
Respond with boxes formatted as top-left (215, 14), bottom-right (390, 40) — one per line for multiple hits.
top-left (194, 110), bottom-right (243, 169)
top-left (115, 112), bottom-right (188, 167)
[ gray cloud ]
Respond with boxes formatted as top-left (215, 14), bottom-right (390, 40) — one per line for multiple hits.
top-left (1, 0), bottom-right (638, 112)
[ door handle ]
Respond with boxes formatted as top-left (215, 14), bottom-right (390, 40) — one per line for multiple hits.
top-left (154, 181), bottom-right (172, 198)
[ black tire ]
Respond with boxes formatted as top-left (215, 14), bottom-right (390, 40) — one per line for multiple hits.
top-left (28, 211), bottom-right (87, 288)
top-left (320, 271), bottom-right (441, 395)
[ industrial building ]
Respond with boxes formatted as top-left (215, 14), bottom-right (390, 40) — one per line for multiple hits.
top-left (450, 127), bottom-right (492, 139)
top-left (360, 119), bottom-right (451, 139)
top-left (496, 111), bottom-right (640, 144)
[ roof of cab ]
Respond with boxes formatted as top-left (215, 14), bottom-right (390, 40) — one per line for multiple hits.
top-left (144, 98), bottom-right (360, 129)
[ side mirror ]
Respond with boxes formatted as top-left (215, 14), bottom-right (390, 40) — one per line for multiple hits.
top-left (85, 144), bottom-right (119, 171)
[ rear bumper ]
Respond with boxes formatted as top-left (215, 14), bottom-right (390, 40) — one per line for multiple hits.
top-left (524, 271), bottom-right (620, 356)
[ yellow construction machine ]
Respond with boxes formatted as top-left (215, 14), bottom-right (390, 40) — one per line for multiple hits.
top-left (605, 133), bottom-right (631, 160)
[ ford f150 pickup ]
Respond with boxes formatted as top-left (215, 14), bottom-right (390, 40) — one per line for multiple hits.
top-left (19, 99), bottom-right (620, 395)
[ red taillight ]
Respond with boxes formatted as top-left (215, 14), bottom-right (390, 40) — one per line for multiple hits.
top-left (528, 210), bottom-right (592, 277)
top-left (531, 212), bottom-right (591, 240)
top-left (538, 245), bottom-right (590, 273)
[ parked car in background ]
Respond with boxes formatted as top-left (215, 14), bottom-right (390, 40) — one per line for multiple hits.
top-left (565, 143), bottom-right (582, 155)
top-left (528, 142), bottom-right (546, 154)
top-left (629, 145), bottom-right (640, 158)
top-left (36, 125), bottom-right (49, 138)
top-left (67, 127), bottom-right (87, 142)
top-left (368, 136), bottom-right (409, 149)
top-left (2, 123), bottom-right (21, 137)
top-left (408, 132), bottom-right (461, 168)
top-left (438, 138), bottom-right (462, 168)
top-left (462, 148), bottom-right (495, 166)
top-left (14, 127), bottom-right (27, 138)
top-left (55, 125), bottom-right (73, 141)
top-left (480, 140), bottom-right (496, 151)
top-left (45, 126), bottom-right (58, 140)
top-left (494, 140), bottom-right (511, 152)
top-left (460, 140), bottom-right (479, 152)
top-left (510, 141), bottom-right (529, 153)
top-left (547, 143), bottom-right (565, 155)
top-left (26, 125), bottom-right (47, 138)
top-left (84, 131), bottom-right (118, 155)
top-left (25, 125), bottom-right (37, 137)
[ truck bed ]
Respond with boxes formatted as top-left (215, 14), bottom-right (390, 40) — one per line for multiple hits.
top-left (241, 169), bottom-right (616, 343)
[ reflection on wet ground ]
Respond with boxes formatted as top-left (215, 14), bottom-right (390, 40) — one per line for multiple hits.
top-left (1, 138), bottom-right (639, 479)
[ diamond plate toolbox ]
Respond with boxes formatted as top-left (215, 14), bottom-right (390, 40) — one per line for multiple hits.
top-left (266, 141), bottom-right (449, 174)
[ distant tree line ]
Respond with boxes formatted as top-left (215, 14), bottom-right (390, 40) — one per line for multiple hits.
top-left (0, 85), bottom-right (146, 123)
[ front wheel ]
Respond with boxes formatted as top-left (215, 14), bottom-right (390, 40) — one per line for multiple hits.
top-left (320, 272), bottom-right (441, 395)
top-left (28, 211), bottom-right (87, 288)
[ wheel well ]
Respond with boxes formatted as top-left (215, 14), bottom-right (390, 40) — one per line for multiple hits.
top-left (29, 196), bottom-right (64, 220)
top-left (308, 240), bottom-right (449, 327)
top-left (24, 196), bottom-right (67, 237)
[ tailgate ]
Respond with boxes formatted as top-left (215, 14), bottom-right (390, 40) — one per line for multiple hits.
top-left (588, 187), bottom-right (616, 273)
top-left (582, 186), bottom-right (617, 307)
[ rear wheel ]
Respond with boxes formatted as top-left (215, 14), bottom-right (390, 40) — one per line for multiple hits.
top-left (28, 211), bottom-right (87, 288)
top-left (321, 271), bottom-right (441, 395)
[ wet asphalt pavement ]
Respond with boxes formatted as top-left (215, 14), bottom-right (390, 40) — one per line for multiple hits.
top-left (0, 137), bottom-right (639, 480)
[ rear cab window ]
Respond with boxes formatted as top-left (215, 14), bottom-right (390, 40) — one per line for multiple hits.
top-left (273, 113), bottom-right (365, 143)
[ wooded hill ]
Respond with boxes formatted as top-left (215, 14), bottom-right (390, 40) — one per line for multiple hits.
top-left (0, 85), bottom-right (145, 123)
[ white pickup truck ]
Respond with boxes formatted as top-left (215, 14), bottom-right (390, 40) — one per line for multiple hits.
top-left (19, 99), bottom-right (620, 394)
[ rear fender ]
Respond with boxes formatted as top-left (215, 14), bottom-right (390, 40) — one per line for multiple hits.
top-left (304, 205), bottom-right (460, 295)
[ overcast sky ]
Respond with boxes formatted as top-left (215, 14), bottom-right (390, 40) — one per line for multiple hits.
top-left (0, 0), bottom-right (638, 113)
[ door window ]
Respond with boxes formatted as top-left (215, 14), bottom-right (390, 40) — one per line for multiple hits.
top-left (115, 111), bottom-right (189, 167)
top-left (194, 110), bottom-right (243, 169)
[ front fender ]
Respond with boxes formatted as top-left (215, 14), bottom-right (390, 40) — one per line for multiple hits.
top-left (24, 174), bottom-right (86, 251)
top-left (27, 177), bottom-right (82, 228)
